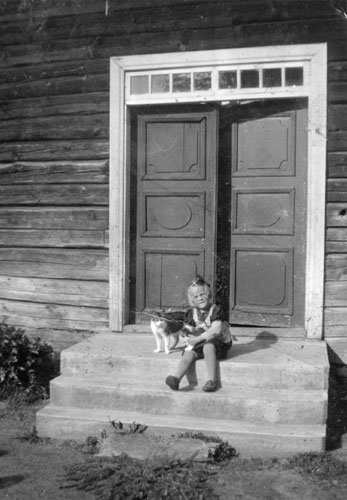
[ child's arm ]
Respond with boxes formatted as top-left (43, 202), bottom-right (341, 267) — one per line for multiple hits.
top-left (185, 320), bottom-right (223, 346)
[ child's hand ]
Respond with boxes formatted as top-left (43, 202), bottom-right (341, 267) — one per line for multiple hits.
top-left (186, 335), bottom-right (200, 346)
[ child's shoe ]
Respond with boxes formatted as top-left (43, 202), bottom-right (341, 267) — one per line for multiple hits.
top-left (165, 375), bottom-right (180, 391)
top-left (202, 379), bottom-right (218, 392)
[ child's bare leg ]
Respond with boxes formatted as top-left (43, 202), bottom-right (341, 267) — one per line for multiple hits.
top-left (174, 350), bottom-right (198, 380)
top-left (185, 362), bottom-right (198, 387)
top-left (202, 343), bottom-right (218, 392)
top-left (166, 351), bottom-right (198, 390)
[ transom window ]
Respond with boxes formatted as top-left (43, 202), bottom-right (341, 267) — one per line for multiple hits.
top-left (126, 62), bottom-right (306, 102)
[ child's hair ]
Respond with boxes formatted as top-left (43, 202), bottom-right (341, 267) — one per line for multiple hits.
top-left (186, 275), bottom-right (212, 307)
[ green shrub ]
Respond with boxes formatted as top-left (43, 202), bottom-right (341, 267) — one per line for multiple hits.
top-left (0, 323), bottom-right (59, 402)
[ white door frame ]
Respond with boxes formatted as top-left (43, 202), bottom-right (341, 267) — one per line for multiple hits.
top-left (109, 43), bottom-right (327, 339)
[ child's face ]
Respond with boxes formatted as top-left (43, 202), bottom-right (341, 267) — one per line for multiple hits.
top-left (188, 285), bottom-right (211, 309)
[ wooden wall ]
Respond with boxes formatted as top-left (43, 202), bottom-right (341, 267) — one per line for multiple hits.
top-left (0, 0), bottom-right (347, 348)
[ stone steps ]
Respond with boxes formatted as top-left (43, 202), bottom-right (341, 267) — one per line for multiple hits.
top-left (36, 333), bottom-right (330, 456)
top-left (36, 405), bottom-right (326, 458)
top-left (50, 376), bottom-right (327, 425)
top-left (60, 333), bottom-right (328, 390)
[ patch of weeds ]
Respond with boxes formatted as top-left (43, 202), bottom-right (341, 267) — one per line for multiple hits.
top-left (109, 420), bottom-right (148, 434)
top-left (177, 431), bottom-right (238, 462)
top-left (60, 454), bottom-right (218, 499)
top-left (82, 436), bottom-right (100, 455)
top-left (0, 323), bottom-right (59, 403)
top-left (16, 425), bottom-right (41, 443)
top-left (286, 452), bottom-right (347, 484)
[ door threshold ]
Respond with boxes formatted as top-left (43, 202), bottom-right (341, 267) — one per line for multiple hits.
top-left (231, 327), bottom-right (306, 338)
top-left (123, 324), bottom-right (152, 333)
top-left (122, 324), bottom-right (306, 338)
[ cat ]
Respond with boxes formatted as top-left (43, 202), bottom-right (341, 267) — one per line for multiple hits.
top-left (149, 310), bottom-right (187, 354)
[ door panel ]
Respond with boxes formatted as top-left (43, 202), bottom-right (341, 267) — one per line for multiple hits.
top-left (136, 110), bottom-right (217, 320)
top-left (229, 102), bottom-right (307, 328)
top-left (145, 120), bottom-right (206, 179)
top-left (234, 113), bottom-right (295, 176)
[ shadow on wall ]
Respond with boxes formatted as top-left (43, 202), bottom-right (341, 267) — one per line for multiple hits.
top-left (326, 365), bottom-right (347, 451)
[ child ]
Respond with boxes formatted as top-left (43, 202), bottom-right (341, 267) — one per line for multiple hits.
top-left (165, 276), bottom-right (232, 392)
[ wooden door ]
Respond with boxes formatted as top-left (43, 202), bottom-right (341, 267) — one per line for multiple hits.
top-left (228, 100), bottom-right (307, 329)
top-left (135, 110), bottom-right (217, 320)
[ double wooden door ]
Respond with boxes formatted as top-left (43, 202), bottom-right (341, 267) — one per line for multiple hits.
top-left (133, 100), bottom-right (307, 330)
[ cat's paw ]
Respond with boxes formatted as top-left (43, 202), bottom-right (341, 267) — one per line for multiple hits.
top-left (185, 345), bottom-right (194, 351)
top-left (154, 348), bottom-right (161, 353)
top-left (164, 349), bottom-right (171, 354)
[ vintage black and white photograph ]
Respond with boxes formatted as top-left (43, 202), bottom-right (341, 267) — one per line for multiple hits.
top-left (0, 0), bottom-right (347, 498)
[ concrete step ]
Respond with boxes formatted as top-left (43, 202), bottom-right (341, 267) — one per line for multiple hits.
top-left (60, 333), bottom-right (329, 390)
top-left (50, 376), bottom-right (327, 425)
top-left (36, 405), bottom-right (326, 458)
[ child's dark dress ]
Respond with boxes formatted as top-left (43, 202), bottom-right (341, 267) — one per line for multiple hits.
top-left (184, 304), bottom-right (232, 360)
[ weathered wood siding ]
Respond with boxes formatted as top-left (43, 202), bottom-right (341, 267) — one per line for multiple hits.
top-left (0, 0), bottom-right (347, 348)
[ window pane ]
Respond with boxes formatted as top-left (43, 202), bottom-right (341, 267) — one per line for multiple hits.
top-left (219, 70), bottom-right (237, 89)
top-left (285, 67), bottom-right (303, 86)
top-left (263, 68), bottom-right (282, 87)
top-left (172, 73), bottom-right (191, 92)
top-left (193, 72), bottom-right (211, 91)
top-left (241, 70), bottom-right (259, 88)
top-left (130, 75), bottom-right (149, 94)
top-left (151, 74), bottom-right (170, 93)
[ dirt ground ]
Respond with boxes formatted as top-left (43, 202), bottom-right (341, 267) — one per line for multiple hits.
top-left (0, 368), bottom-right (346, 500)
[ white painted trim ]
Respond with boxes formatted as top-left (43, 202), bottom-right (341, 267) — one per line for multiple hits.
top-left (305, 44), bottom-right (327, 339)
top-left (109, 44), bottom-right (327, 338)
top-left (109, 58), bottom-right (126, 330)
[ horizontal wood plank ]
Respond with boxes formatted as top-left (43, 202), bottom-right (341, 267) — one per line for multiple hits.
top-left (3, 18), bottom-right (346, 68)
top-left (0, 113), bottom-right (108, 142)
top-left (2, 2), bottom-right (338, 46)
top-left (329, 62), bottom-right (347, 82)
top-left (0, 248), bottom-right (108, 280)
top-left (325, 307), bottom-right (347, 326)
top-left (329, 83), bottom-right (347, 104)
top-left (326, 242), bottom-right (347, 253)
top-left (327, 228), bottom-right (347, 240)
top-left (324, 326), bottom-right (347, 338)
top-left (325, 281), bottom-right (347, 307)
top-left (328, 42), bottom-right (347, 62)
top-left (0, 160), bottom-right (108, 184)
top-left (23, 327), bottom-right (95, 352)
top-left (329, 105), bottom-right (347, 131)
top-left (325, 255), bottom-right (347, 281)
top-left (327, 179), bottom-right (347, 202)
top-left (326, 203), bottom-right (347, 227)
top-left (0, 0), bottom-right (250, 20)
top-left (0, 140), bottom-right (109, 162)
top-left (0, 74), bottom-right (109, 101)
top-left (0, 229), bottom-right (107, 248)
top-left (0, 184), bottom-right (108, 205)
top-left (0, 207), bottom-right (108, 229)
top-left (1, 0), bottom-right (338, 20)
top-left (328, 153), bottom-right (347, 178)
top-left (1, 92), bottom-right (109, 120)
top-left (0, 299), bottom-right (108, 330)
top-left (0, 276), bottom-right (108, 308)
top-left (328, 132), bottom-right (347, 152)
top-left (326, 227), bottom-right (347, 252)
top-left (0, 58), bottom-right (108, 85)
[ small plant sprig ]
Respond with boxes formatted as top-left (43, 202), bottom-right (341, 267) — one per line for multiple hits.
top-left (177, 431), bottom-right (238, 462)
top-left (109, 419), bottom-right (148, 434)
